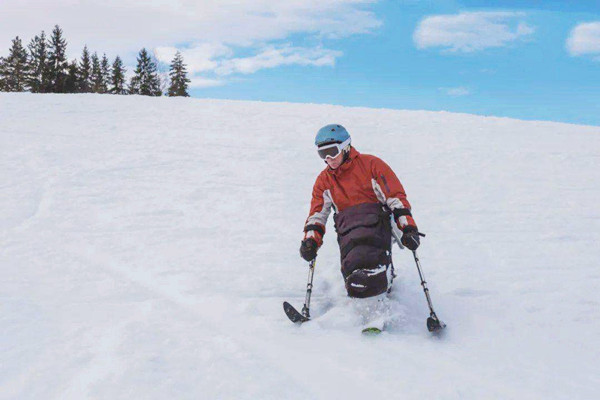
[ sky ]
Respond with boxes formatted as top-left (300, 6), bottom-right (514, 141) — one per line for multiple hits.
top-left (1, 0), bottom-right (600, 126)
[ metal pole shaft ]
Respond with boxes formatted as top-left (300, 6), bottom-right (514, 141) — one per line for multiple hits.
top-left (301, 258), bottom-right (316, 319)
top-left (391, 228), bottom-right (439, 318)
top-left (412, 250), bottom-right (437, 317)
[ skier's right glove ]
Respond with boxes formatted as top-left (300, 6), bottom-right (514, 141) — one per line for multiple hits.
top-left (300, 238), bottom-right (318, 262)
top-left (401, 226), bottom-right (421, 251)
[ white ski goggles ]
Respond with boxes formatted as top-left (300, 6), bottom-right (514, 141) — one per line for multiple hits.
top-left (317, 138), bottom-right (351, 159)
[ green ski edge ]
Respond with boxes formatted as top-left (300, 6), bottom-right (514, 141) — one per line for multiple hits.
top-left (361, 327), bottom-right (382, 335)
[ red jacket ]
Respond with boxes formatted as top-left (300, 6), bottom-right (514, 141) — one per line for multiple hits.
top-left (304, 147), bottom-right (417, 246)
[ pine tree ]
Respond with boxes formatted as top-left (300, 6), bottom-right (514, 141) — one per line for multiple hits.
top-left (110, 55), bottom-right (127, 94)
top-left (167, 51), bottom-right (190, 97)
top-left (100, 54), bottom-right (110, 94)
top-left (27, 31), bottom-right (49, 93)
top-left (91, 52), bottom-right (102, 93)
top-left (78, 45), bottom-right (92, 93)
top-left (47, 25), bottom-right (69, 92)
top-left (0, 57), bottom-right (7, 91)
top-left (1, 36), bottom-right (30, 92)
top-left (64, 60), bottom-right (79, 93)
top-left (129, 48), bottom-right (161, 96)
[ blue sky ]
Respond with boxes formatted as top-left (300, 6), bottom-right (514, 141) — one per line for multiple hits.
top-left (1, 0), bottom-right (599, 125)
top-left (190, 1), bottom-right (600, 126)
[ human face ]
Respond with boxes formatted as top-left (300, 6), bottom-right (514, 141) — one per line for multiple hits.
top-left (325, 150), bottom-right (344, 169)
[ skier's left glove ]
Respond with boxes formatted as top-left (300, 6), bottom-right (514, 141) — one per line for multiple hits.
top-left (401, 226), bottom-right (420, 250)
top-left (300, 238), bottom-right (318, 261)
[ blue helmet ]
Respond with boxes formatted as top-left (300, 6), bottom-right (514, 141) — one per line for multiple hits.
top-left (315, 124), bottom-right (351, 147)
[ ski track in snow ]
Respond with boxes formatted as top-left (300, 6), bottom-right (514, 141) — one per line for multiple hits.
top-left (1, 93), bottom-right (600, 399)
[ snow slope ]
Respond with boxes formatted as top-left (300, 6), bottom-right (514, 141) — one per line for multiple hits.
top-left (1, 93), bottom-right (599, 399)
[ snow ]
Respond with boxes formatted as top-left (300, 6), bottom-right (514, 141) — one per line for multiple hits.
top-left (1, 92), bottom-right (599, 399)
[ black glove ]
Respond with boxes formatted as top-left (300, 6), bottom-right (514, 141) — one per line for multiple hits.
top-left (300, 238), bottom-right (318, 261)
top-left (401, 226), bottom-right (420, 250)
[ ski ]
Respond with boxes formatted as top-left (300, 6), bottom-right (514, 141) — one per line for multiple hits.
top-left (361, 327), bottom-right (382, 335)
top-left (283, 301), bottom-right (310, 324)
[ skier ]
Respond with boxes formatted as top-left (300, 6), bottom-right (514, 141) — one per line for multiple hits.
top-left (300, 124), bottom-right (421, 299)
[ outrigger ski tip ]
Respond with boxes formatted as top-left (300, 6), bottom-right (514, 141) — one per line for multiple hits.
top-left (283, 301), bottom-right (310, 324)
top-left (427, 315), bottom-right (446, 333)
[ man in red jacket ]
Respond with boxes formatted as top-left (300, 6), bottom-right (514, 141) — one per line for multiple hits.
top-left (300, 124), bottom-right (421, 298)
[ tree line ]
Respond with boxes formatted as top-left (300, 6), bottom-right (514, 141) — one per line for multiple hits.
top-left (0, 25), bottom-right (191, 97)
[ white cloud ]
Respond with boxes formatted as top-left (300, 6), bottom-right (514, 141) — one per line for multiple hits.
top-left (439, 86), bottom-right (471, 96)
top-left (153, 43), bottom-right (341, 86)
top-left (566, 22), bottom-right (600, 57)
top-left (215, 46), bottom-right (342, 75)
top-left (414, 11), bottom-right (534, 53)
top-left (189, 77), bottom-right (226, 88)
